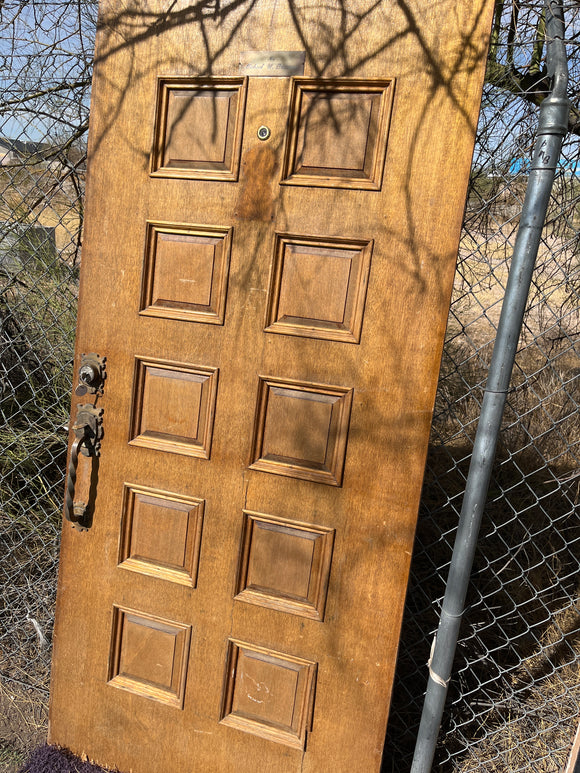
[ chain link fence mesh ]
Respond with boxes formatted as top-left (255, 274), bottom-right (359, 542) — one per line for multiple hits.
top-left (0, 2), bottom-right (578, 771)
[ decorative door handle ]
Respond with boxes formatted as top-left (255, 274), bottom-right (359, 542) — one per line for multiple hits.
top-left (64, 404), bottom-right (104, 528)
top-left (64, 434), bottom-right (87, 523)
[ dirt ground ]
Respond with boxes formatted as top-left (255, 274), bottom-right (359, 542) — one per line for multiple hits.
top-left (0, 682), bottom-right (47, 773)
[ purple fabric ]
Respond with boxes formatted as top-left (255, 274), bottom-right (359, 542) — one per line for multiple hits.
top-left (18, 744), bottom-right (119, 773)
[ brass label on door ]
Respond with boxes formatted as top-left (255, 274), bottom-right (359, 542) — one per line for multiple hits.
top-left (239, 51), bottom-right (305, 76)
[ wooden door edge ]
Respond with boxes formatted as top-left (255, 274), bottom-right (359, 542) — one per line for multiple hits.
top-left (565, 715), bottom-right (580, 773)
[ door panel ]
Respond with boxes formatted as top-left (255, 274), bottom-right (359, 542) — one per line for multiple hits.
top-left (49, 1), bottom-right (494, 771)
top-left (150, 77), bottom-right (247, 181)
top-left (281, 78), bottom-right (394, 189)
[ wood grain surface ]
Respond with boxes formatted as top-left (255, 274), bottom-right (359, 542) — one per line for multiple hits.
top-left (49, 1), bottom-right (495, 771)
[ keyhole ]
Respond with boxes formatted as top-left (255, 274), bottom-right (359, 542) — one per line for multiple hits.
top-left (80, 364), bottom-right (99, 385)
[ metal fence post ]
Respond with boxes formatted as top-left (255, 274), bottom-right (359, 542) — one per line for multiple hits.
top-left (410, 2), bottom-right (570, 770)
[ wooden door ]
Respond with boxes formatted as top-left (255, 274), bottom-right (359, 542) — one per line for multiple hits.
top-left (49, 2), bottom-right (494, 771)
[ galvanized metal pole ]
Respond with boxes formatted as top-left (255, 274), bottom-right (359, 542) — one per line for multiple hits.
top-left (410, 3), bottom-right (569, 771)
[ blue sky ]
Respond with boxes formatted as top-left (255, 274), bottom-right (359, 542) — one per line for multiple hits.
top-left (0, 1), bottom-right (95, 142)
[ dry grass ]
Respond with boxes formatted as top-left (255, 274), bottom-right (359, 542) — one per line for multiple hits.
top-left (383, 190), bottom-right (579, 770)
top-left (454, 605), bottom-right (580, 772)
top-left (0, 681), bottom-right (47, 773)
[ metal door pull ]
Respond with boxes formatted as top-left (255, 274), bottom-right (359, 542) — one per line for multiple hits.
top-left (64, 404), bottom-right (103, 528)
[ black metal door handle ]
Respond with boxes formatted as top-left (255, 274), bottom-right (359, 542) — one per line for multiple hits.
top-left (64, 404), bottom-right (103, 528)
top-left (64, 435), bottom-right (87, 524)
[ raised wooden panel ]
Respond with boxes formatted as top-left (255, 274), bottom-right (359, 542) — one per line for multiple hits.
top-left (140, 221), bottom-right (232, 325)
top-left (281, 78), bottom-right (394, 190)
top-left (235, 510), bottom-right (334, 620)
top-left (150, 77), bottom-right (247, 181)
top-left (129, 357), bottom-right (218, 457)
top-left (107, 606), bottom-right (191, 708)
top-left (118, 484), bottom-right (204, 587)
top-left (265, 232), bottom-right (373, 342)
top-left (249, 376), bottom-right (353, 485)
top-left (220, 640), bottom-right (317, 749)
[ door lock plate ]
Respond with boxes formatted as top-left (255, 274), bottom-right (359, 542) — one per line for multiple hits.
top-left (75, 353), bottom-right (107, 396)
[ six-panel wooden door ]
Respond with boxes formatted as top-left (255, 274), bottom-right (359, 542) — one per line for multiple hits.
top-left (49, 1), bottom-right (494, 771)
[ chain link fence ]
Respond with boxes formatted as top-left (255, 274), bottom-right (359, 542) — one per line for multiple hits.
top-left (0, 3), bottom-right (93, 766)
top-left (0, 2), bottom-right (578, 771)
